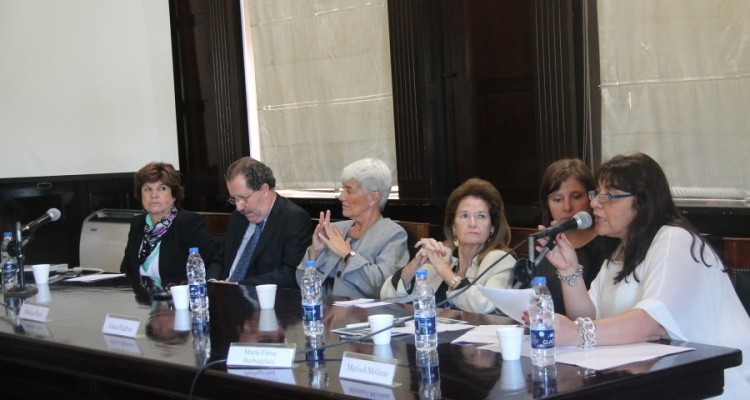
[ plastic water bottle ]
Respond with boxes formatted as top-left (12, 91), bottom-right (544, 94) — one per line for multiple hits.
top-left (530, 276), bottom-right (555, 366)
top-left (186, 247), bottom-right (208, 312)
top-left (414, 269), bottom-right (437, 350)
top-left (1, 232), bottom-right (11, 265)
top-left (2, 232), bottom-right (18, 293)
top-left (301, 260), bottom-right (324, 336)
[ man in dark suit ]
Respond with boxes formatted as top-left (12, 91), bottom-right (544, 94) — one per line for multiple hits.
top-left (206, 157), bottom-right (311, 288)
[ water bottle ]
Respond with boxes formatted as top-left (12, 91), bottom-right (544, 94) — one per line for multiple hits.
top-left (301, 260), bottom-right (324, 336)
top-left (529, 276), bottom-right (555, 366)
top-left (2, 233), bottom-right (18, 293)
top-left (417, 350), bottom-right (441, 400)
top-left (414, 269), bottom-right (437, 350)
top-left (186, 247), bottom-right (208, 312)
top-left (191, 311), bottom-right (211, 367)
top-left (1, 232), bottom-right (11, 265)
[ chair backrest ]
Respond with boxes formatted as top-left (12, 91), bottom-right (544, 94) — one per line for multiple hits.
top-left (724, 237), bottom-right (750, 316)
top-left (393, 220), bottom-right (430, 258)
top-left (510, 227), bottom-right (538, 256)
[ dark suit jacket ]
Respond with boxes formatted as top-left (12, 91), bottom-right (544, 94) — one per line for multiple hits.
top-left (207, 195), bottom-right (311, 289)
top-left (120, 209), bottom-right (216, 288)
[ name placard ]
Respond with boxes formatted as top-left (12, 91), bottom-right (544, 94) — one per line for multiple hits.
top-left (227, 343), bottom-right (296, 368)
top-left (339, 351), bottom-right (398, 387)
top-left (101, 313), bottom-right (141, 338)
top-left (19, 303), bottom-right (50, 322)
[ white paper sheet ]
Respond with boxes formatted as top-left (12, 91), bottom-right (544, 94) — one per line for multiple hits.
top-left (65, 273), bottom-right (125, 282)
top-left (391, 320), bottom-right (475, 336)
top-left (477, 287), bottom-right (533, 323)
top-left (479, 339), bottom-right (693, 370)
top-left (451, 324), bottom-right (518, 344)
top-left (333, 298), bottom-right (375, 307)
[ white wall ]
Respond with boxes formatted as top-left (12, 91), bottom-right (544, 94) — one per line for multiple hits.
top-left (0, 0), bottom-right (178, 179)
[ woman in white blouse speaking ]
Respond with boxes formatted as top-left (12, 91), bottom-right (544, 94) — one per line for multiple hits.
top-left (541, 153), bottom-right (750, 398)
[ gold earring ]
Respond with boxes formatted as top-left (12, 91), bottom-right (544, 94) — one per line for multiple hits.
top-left (452, 230), bottom-right (458, 247)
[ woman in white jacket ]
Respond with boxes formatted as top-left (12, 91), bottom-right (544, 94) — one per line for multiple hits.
top-left (380, 178), bottom-right (516, 313)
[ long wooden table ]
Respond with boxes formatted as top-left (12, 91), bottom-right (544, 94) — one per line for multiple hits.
top-left (0, 278), bottom-right (742, 399)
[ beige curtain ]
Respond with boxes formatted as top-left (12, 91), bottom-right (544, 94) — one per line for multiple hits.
top-left (598, 0), bottom-right (750, 202)
top-left (243, 0), bottom-right (396, 190)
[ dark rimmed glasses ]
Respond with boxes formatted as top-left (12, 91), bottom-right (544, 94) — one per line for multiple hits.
top-left (588, 190), bottom-right (636, 204)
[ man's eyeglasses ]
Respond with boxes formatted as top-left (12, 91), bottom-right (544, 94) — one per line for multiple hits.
top-left (227, 190), bottom-right (258, 205)
top-left (588, 190), bottom-right (636, 204)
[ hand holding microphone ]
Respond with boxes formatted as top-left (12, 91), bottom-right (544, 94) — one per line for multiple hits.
top-left (532, 211), bottom-right (592, 267)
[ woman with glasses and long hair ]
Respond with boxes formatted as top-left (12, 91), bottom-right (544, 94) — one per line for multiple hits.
top-left (121, 162), bottom-right (215, 296)
top-left (539, 153), bottom-right (750, 397)
top-left (533, 159), bottom-right (618, 315)
top-left (296, 158), bottom-right (409, 298)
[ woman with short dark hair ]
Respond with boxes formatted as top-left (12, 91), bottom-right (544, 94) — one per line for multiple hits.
top-left (121, 162), bottom-right (215, 294)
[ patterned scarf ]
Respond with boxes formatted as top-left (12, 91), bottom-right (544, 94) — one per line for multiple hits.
top-left (138, 204), bottom-right (178, 266)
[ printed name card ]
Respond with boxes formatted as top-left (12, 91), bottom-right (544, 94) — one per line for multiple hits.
top-left (101, 313), bottom-right (141, 338)
top-left (19, 303), bottom-right (50, 322)
top-left (339, 351), bottom-right (398, 387)
top-left (227, 343), bottom-right (296, 368)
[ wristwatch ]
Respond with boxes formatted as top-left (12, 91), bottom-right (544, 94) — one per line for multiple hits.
top-left (344, 251), bottom-right (356, 263)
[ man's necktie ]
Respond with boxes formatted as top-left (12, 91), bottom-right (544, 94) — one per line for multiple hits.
top-left (229, 220), bottom-right (265, 282)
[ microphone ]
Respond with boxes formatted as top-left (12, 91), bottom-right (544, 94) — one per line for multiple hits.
top-left (531, 211), bottom-right (592, 239)
top-left (22, 208), bottom-right (62, 232)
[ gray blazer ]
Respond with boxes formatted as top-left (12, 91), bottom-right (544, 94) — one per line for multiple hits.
top-left (296, 218), bottom-right (409, 298)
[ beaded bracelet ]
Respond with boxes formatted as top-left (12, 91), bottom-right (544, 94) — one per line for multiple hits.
top-left (575, 317), bottom-right (596, 349)
top-left (556, 264), bottom-right (584, 287)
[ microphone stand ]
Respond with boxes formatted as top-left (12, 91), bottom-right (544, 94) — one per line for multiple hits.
top-left (527, 235), bottom-right (537, 278)
top-left (5, 221), bottom-right (39, 298)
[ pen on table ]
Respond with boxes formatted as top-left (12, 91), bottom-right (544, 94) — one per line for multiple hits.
top-left (346, 322), bottom-right (370, 329)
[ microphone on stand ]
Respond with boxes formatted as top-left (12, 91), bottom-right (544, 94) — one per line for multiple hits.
top-left (531, 211), bottom-right (593, 239)
top-left (531, 211), bottom-right (593, 266)
top-left (22, 208), bottom-right (62, 232)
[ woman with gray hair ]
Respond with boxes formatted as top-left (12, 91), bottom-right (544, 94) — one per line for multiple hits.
top-left (296, 158), bottom-right (409, 298)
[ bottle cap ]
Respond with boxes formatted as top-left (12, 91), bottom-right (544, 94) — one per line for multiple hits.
top-left (416, 269), bottom-right (428, 278)
top-left (189, 247), bottom-right (199, 253)
top-left (305, 260), bottom-right (316, 268)
top-left (532, 276), bottom-right (547, 285)
top-left (3, 232), bottom-right (11, 237)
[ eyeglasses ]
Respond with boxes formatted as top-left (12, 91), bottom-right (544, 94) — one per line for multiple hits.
top-left (588, 190), bottom-right (636, 204)
top-left (227, 190), bottom-right (258, 205)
